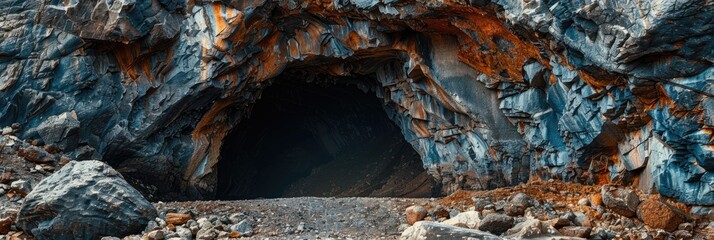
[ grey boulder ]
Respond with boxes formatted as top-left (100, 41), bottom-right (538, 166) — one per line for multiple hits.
top-left (478, 213), bottom-right (515, 235)
top-left (400, 221), bottom-right (501, 240)
top-left (504, 218), bottom-right (560, 239)
top-left (229, 218), bottom-right (255, 237)
top-left (16, 160), bottom-right (157, 239)
top-left (601, 185), bottom-right (640, 217)
top-left (442, 211), bottom-right (482, 229)
top-left (34, 112), bottom-right (81, 151)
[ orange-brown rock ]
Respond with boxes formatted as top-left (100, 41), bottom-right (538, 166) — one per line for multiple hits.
top-left (0, 217), bottom-right (12, 235)
top-left (165, 213), bottom-right (192, 226)
top-left (590, 194), bottom-right (603, 207)
top-left (432, 207), bottom-right (450, 219)
top-left (17, 146), bottom-right (53, 164)
top-left (405, 205), bottom-right (428, 225)
top-left (636, 199), bottom-right (687, 232)
top-left (560, 226), bottom-right (592, 238)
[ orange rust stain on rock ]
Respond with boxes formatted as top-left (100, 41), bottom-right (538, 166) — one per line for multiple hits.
top-left (183, 98), bottom-right (236, 183)
top-left (449, 7), bottom-right (544, 82)
top-left (702, 128), bottom-right (713, 136)
top-left (347, 31), bottom-right (363, 49)
top-left (140, 59), bottom-right (153, 81)
top-left (113, 42), bottom-right (161, 81)
top-left (412, 119), bottom-right (431, 138)
top-left (211, 3), bottom-right (228, 34)
top-left (191, 99), bottom-right (235, 139)
top-left (419, 18), bottom-right (462, 34)
top-left (517, 122), bottom-right (526, 134)
top-left (287, 38), bottom-right (301, 59)
top-left (594, 168), bottom-right (611, 186)
top-left (487, 147), bottom-right (499, 161)
top-left (578, 70), bottom-right (612, 91)
top-left (608, 153), bottom-right (620, 164)
top-left (423, 76), bottom-right (459, 113)
top-left (303, 0), bottom-right (336, 12)
top-left (641, 84), bottom-right (674, 111)
top-left (113, 43), bottom-right (142, 80)
top-left (253, 33), bottom-right (289, 82)
top-left (411, 100), bottom-right (427, 120)
top-left (209, 3), bottom-right (234, 51)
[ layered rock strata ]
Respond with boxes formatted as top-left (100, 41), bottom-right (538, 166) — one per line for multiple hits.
top-left (0, 0), bottom-right (711, 204)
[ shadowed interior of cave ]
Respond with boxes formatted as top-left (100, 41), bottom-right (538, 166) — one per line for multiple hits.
top-left (216, 78), bottom-right (438, 200)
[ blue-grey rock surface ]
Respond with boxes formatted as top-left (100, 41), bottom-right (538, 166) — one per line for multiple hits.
top-left (0, 0), bottom-right (711, 205)
top-left (16, 160), bottom-right (157, 239)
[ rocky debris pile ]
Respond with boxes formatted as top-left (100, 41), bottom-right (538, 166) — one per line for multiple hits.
top-left (114, 211), bottom-right (259, 240)
top-left (108, 210), bottom-right (265, 239)
top-left (104, 197), bottom-right (437, 239)
top-left (0, 125), bottom-right (71, 238)
top-left (401, 181), bottom-right (714, 240)
top-left (16, 160), bottom-right (156, 239)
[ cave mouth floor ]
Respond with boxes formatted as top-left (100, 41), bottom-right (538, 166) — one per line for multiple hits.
top-left (215, 78), bottom-right (438, 200)
top-left (154, 180), bottom-right (653, 240)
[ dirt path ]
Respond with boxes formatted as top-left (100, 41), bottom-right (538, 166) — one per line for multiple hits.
top-left (158, 197), bottom-right (435, 239)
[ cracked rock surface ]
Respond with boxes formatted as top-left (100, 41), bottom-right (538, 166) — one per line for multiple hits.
top-left (16, 160), bottom-right (157, 239)
top-left (0, 0), bottom-right (712, 206)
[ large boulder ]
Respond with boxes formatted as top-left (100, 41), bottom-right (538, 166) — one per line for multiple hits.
top-left (400, 221), bottom-right (501, 240)
top-left (16, 160), bottom-right (157, 239)
top-left (442, 211), bottom-right (482, 229)
top-left (601, 185), bottom-right (640, 217)
top-left (636, 199), bottom-right (687, 232)
top-left (405, 205), bottom-right (428, 225)
top-left (504, 192), bottom-right (531, 216)
top-left (477, 213), bottom-right (514, 235)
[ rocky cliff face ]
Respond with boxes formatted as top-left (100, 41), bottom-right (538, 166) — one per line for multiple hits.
top-left (0, 0), bottom-right (712, 204)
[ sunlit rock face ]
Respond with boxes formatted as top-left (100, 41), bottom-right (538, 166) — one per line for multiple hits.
top-left (0, 0), bottom-right (711, 203)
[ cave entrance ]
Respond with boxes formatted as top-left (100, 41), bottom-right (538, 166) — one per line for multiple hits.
top-left (216, 77), bottom-right (437, 200)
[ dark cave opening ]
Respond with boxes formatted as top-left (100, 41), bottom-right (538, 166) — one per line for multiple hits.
top-left (216, 78), bottom-right (438, 200)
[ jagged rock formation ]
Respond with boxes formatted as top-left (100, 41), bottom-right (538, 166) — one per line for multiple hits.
top-left (0, 0), bottom-right (712, 204)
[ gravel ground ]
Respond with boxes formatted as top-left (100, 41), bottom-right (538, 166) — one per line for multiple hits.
top-left (155, 197), bottom-right (436, 239)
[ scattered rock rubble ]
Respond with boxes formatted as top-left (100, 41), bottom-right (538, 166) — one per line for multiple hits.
top-left (0, 127), bottom-right (70, 239)
top-left (411, 180), bottom-right (714, 240)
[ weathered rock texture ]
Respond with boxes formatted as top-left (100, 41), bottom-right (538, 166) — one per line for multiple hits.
top-left (401, 221), bottom-right (501, 240)
top-left (16, 160), bottom-right (156, 239)
top-left (0, 0), bottom-right (712, 203)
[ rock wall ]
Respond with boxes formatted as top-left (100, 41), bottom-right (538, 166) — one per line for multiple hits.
top-left (0, 0), bottom-right (711, 204)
